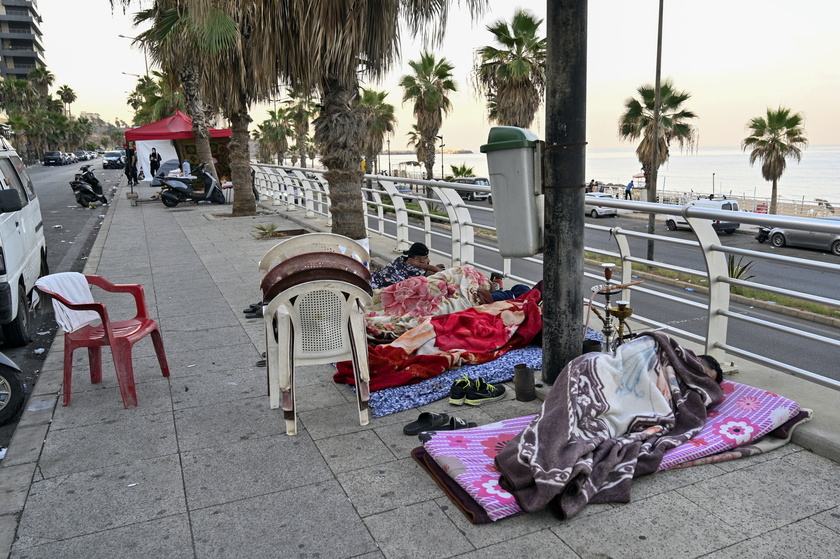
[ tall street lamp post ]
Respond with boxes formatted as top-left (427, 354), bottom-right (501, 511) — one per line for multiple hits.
top-left (118, 34), bottom-right (149, 76)
top-left (387, 137), bottom-right (391, 174)
top-left (436, 135), bottom-right (444, 179)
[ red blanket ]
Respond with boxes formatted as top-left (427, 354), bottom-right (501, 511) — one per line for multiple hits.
top-left (335, 288), bottom-right (542, 391)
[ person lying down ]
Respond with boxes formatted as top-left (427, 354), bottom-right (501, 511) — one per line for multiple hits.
top-left (494, 331), bottom-right (724, 520)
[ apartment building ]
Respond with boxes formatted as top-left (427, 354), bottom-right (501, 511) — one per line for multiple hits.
top-left (0, 0), bottom-right (45, 80)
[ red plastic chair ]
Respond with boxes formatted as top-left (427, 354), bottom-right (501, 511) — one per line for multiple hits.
top-left (35, 274), bottom-right (170, 408)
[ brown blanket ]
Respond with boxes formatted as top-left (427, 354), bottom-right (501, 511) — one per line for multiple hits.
top-left (495, 332), bottom-right (723, 519)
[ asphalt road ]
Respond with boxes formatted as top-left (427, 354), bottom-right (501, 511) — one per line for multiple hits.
top-left (0, 158), bottom-right (123, 448)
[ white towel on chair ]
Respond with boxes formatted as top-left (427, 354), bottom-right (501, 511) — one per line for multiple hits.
top-left (35, 272), bottom-right (100, 332)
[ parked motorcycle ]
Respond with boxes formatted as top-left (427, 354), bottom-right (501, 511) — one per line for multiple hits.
top-left (159, 162), bottom-right (225, 207)
top-left (70, 164), bottom-right (108, 207)
top-left (0, 351), bottom-right (24, 425)
top-left (755, 226), bottom-right (771, 243)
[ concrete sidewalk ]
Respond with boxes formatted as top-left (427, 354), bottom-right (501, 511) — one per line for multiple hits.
top-left (1, 184), bottom-right (839, 558)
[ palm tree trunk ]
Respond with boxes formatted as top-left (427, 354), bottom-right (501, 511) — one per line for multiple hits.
top-left (314, 76), bottom-right (367, 240)
top-left (229, 109), bottom-right (256, 216)
top-left (179, 66), bottom-right (218, 181)
top-left (423, 138), bottom-right (436, 180)
top-left (770, 178), bottom-right (779, 215)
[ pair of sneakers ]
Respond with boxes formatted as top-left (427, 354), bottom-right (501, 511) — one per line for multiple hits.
top-left (449, 374), bottom-right (506, 406)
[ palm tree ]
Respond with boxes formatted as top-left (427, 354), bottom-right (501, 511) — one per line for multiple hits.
top-left (56, 85), bottom-right (76, 117)
top-left (473, 9), bottom-right (546, 129)
top-left (449, 163), bottom-right (475, 179)
top-left (399, 51), bottom-right (457, 180)
top-left (618, 80), bottom-right (698, 199)
top-left (405, 124), bottom-right (426, 167)
top-left (283, 90), bottom-right (316, 168)
top-left (741, 107), bottom-right (808, 215)
top-left (263, 108), bottom-right (292, 164)
top-left (134, 2), bottom-right (220, 181)
top-left (357, 89), bottom-right (396, 175)
top-left (117, 0), bottom-right (488, 227)
top-left (27, 67), bottom-right (54, 102)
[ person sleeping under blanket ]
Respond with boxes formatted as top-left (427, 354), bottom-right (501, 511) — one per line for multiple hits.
top-left (494, 331), bottom-right (724, 520)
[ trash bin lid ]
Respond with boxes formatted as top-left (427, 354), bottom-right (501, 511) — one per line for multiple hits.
top-left (480, 126), bottom-right (540, 153)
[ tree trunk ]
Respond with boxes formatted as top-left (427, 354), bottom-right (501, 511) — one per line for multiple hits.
top-left (229, 109), bottom-right (256, 216)
top-left (314, 76), bottom-right (367, 240)
top-left (178, 66), bottom-right (218, 181)
top-left (423, 138), bottom-right (436, 180)
top-left (770, 178), bottom-right (778, 215)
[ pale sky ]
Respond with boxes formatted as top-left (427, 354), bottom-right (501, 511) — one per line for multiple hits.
top-left (39, 1), bottom-right (839, 152)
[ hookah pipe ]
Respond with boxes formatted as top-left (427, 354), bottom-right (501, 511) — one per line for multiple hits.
top-left (583, 262), bottom-right (643, 350)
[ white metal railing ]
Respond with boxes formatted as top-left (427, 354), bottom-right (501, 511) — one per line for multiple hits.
top-left (253, 164), bottom-right (840, 390)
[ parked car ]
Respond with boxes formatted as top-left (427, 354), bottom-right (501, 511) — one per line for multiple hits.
top-left (667, 198), bottom-right (740, 235)
top-left (453, 177), bottom-right (492, 202)
top-left (43, 151), bottom-right (63, 166)
top-left (102, 151), bottom-right (125, 169)
top-left (394, 184), bottom-right (414, 203)
top-left (73, 150), bottom-right (88, 161)
top-left (766, 217), bottom-right (840, 256)
top-left (585, 192), bottom-right (618, 218)
top-left (0, 136), bottom-right (48, 346)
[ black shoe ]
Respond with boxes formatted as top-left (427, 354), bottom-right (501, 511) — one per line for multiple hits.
top-left (464, 378), bottom-right (506, 406)
top-left (243, 302), bottom-right (263, 313)
top-left (449, 374), bottom-right (471, 405)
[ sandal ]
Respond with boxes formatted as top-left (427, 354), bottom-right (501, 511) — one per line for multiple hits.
top-left (438, 416), bottom-right (478, 430)
top-left (403, 412), bottom-right (450, 435)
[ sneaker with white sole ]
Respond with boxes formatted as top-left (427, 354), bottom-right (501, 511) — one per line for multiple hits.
top-left (464, 378), bottom-right (506, 406)
top-left (449, 374), bottom-right (472, 405)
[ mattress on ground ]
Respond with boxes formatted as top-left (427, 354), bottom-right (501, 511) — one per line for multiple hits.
top-left (416, 380), bottom-right (803, 523)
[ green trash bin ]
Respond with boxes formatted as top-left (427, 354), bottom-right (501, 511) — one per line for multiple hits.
top-left (480, 127), bottom-right (544, 257)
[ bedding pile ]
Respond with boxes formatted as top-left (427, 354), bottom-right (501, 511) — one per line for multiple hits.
top-left (414, 333), bottom-right (809, 523)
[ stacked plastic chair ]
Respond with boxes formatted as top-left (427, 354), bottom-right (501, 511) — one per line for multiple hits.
top-left (259, 233), bottom-right (373, 435)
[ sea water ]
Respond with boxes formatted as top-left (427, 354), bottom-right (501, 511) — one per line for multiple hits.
top-left (391, 145), bottom-right (840, 204)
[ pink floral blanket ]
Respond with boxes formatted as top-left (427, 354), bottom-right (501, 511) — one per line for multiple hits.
top-left (416, 379), bottom-right (805, 523)
top-left (365, 266), bottom-right (491, 340)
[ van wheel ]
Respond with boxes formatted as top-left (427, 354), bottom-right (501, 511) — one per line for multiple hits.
top-left (40, 251), bottom-right (49, 277)
top-left (666, 219), bottom-right (677, 231)
top-left (3, 289), bottom-right (32, 347)
top-left (467, 192), bottom-right (476, 201)
top-left (0, 365), bottom-right (24, 425)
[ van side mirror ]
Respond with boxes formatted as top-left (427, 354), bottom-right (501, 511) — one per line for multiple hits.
top-left (0, 189), bottom-right (22, 213)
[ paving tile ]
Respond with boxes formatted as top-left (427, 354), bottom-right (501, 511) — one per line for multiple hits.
top-left (364, 500), bottom-right (473, 559)
top-left (452, 528), bottom-right (577, 559)
top-left (14, 455), bottom-right (186, 546)
top-left (336, 456), bottom-right (441, 517)
top-left (181, 433), bottom-right (331, 509)
top-left (9, 515), bottom-right (194, 559)
top-left (550, 491), bottom-right (745, 559)
top-left (169, 367), bottom-right (265, 410)
top-left (707, 517), bottom-right (840, 559)
top-left (813, 506), bottom-right (840, 535)
top-left (315, 429), bottom-right (397, 474)
top-left (38, 411), bottom-right (177, 478)
top-left (48, 377), bottom-right (173, 430)
top-left (676, 450), bottom-right (840, 537)
top-left (190, 480), bottom-right (377, 559)
top-left (173, 396), bottom-right (285, 452)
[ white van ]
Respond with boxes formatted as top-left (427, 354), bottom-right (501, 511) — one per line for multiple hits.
top-left (0, 136), bottom-right (48, 346)
top-left (667, 198), bottom-right (741, 235)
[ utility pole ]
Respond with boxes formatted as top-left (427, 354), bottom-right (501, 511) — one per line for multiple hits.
top-left (542, 0), bottom-right (587, 384)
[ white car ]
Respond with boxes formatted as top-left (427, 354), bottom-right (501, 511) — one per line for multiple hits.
top-left (0, 136), bottom-right (48, 346)
top-left (585, 193), bottom-right (618, 218)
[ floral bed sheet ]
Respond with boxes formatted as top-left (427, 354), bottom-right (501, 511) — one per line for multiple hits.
top-left (418, 380), bottom-right (802, 522)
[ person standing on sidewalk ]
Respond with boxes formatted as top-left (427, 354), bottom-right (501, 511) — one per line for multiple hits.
top-left (149, 148), bottom-right (161, 179)
top-left (625, 180), bottom-right (634, 200)
top-left (124, 142), bottom-right (138, 186)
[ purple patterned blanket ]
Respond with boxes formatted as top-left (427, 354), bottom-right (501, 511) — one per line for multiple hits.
top-left (416, 378), bottom-right (807, 523)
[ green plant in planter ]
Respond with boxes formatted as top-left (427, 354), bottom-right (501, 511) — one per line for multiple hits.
top-left (253, 223), bottom-right (280, 238)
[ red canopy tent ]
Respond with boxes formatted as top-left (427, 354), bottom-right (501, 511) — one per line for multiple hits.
top-left (124, 111), bottom-right (231, 179)
top-left (124, 110), bottom-right (231, 141)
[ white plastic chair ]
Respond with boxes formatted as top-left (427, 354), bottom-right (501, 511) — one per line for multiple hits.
top-left (258, 233), bottom-right (370, 276)
top-left (264, 280), bottom-right (373, 435)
